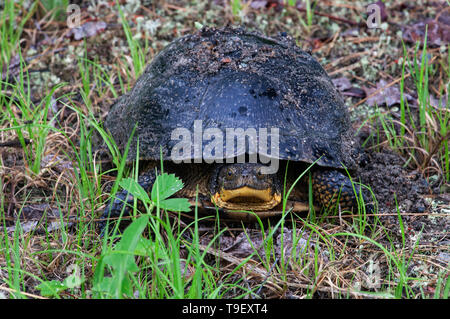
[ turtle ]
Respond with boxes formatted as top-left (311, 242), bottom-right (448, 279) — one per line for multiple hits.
top-left (97, 27), bottom-right (370, 231)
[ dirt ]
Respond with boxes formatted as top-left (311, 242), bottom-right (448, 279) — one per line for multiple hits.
top-left (359, 147), bottom-right (429, 214)
top-left (357, 146), bottom-right (450, 249)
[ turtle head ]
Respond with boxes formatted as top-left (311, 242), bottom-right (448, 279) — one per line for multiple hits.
top-left (210, 163), bottom-right (282, 211)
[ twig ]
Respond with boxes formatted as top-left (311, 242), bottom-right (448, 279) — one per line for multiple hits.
top-left (0, 138), bottom-right (32, 148)
top-left (351, 74), bottom-right (411, 109)
top-left (296, 8), bottom-right (364, 27)
top-left (0, 286), bottom-right (47, 299)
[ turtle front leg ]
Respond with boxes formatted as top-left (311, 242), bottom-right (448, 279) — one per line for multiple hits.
top-left (98, 171), bottom-right (156, 235)
top-left (311, 169), bottom-right (370, 212)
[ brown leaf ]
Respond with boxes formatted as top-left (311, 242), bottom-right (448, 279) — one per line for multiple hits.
top-left (363, 79), bottom-right (415, 107)
top-left (67, 21), bottom-right (107, 41)
top-left (332, 77), bottom-right (352, 92)
top-left (430, 94), bottom-right (449, 109)
top-left (402, 9), bottom-right (450, 46)
top-left (332, 77), bottom-right (366, 99)
top-left (250, 1), bottom-right (268, 9)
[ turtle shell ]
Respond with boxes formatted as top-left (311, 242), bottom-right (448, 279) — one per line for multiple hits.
top-left (104, 27), bottom-right (357, 170)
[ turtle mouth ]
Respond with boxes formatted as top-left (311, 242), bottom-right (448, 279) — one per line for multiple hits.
top-left (212, 186), bottom-right (282, 211)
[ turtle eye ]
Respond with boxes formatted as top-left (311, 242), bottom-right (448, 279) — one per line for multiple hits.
top-left (226, 170), bottom-right (234, 180)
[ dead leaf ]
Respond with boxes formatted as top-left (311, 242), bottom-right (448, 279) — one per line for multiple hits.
top-left (332, 77), bottom-right (366, 99)
top-left (402, 8), bottom-right (450, 46)
top-left (6, 204), bottom-right (75, 234)
top-left (41, 154), bottom-right (74, 172)
top-left (363, 79), bottom-right (415, 107)
top-left (430, 94), bottom-right (449, 108)
top-left (332, 77), bottom-right (352, 92)
top-left (67, 21), bottom-right (107, 40)
top-left (250, 1), bottom-right (268, 9)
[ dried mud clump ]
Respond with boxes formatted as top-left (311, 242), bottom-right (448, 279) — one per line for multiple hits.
top-left (359, 148), bottom-right (429, 214)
